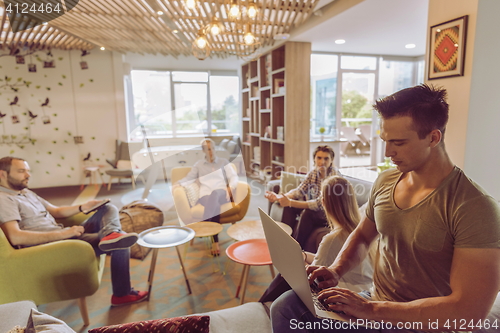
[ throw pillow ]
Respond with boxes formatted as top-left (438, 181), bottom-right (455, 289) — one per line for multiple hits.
top-left (226, 140), bottom-right (238, 154)
top-left (26, 309), bottom-right (76, 333)
top-left (183, 182), bottom-right (200, 207)
top-left (219, 138), bottom-right (230, 149)
top-left (280, 172), bottom-right (305, 193)
top-left (88, 315), bottom-right (210, 333)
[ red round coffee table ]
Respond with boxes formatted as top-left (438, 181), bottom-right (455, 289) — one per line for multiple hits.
top-left (226, 238), bottom-right (275, 304)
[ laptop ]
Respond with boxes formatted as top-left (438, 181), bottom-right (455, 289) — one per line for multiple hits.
top-left (259, 207), bottom-right (361, 323)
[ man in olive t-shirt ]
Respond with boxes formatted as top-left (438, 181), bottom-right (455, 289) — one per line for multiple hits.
top-left (367, 166), bottom-right (500, 304)
top-left (270, 84), bottom-right (500, 332)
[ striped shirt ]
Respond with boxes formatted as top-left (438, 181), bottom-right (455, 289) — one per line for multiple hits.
top-left (287, 166), bottom-right (337, 212)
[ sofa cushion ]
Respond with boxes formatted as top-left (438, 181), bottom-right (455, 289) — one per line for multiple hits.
top-left (280, 172), bottom-right (306, 194)
top-left (105, 169), bottom-right (133, 177)
top-left (0, 301), bottom-right (37, 333)
top-left (197, 302), bottom-right (271, 333)
top-left (343, 175), bottom-right (373, 207)
top-left (219, 139), bottom-right (230, 149)
top-left (88, 315), bottom-right (210, 333)
top-left (26, 308), bottom-right (76, 333)
top-left (191, 202), bottom-right (241, 220)
top-left (226, 140), bottom-right (238, 154)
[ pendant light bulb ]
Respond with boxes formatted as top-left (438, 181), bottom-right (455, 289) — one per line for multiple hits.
top-left (184, 0), bottom-right (197, 10)
top-left (244, 32), bottom-right (255, 45)
top-left (195, 35), bottom-right (208, 49)
top-left (229, 1), bottom-right (240, 19)
top-left (247, 3), bottom-right (258, 19)
top-left (211, 25), bottom-right (221, 35)
top-left (210, 18), bottom-right (223, 35)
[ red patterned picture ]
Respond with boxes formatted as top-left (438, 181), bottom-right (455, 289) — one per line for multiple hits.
top-left (428, 15), bottom-right (468, 80)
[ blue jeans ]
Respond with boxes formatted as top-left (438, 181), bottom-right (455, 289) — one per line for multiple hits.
top-left (198, 189), bottom-right (229, 242)
top-left (78, 204), bottom-right (131, 297)
top-left (271, 290), bottom-right (424, 333)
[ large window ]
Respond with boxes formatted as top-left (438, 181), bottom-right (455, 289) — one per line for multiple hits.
top-left (310, 54), bottom-right (338, 137)
top-left (311, 53), bottom-right (420, 167)
top-left (127, 70), bottom-right (239, 140)
top-left (378, 57), bottom-right (416, 98)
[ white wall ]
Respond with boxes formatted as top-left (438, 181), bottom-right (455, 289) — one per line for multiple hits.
top-left (123, 52), bottom-right (242, 71)
top-left (426, 0), bottom-right (478, 169)
top-left (0, 49), bottom-right (244, 189)
top-left (464, 0), bottom-right (500, 199)
top-left (427, 0), bottom-right (500, 199)
top-left (0, 49), bottom-right (120, 188)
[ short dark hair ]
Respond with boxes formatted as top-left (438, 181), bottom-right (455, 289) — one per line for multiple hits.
top-left (373, 84), bottom-right (449, 139)
top-left (313, 145), bottom-right (335, 161)
top-left (0, 156), bottom-right (25, 173)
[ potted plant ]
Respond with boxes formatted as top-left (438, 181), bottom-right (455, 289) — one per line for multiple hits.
top-left (319, 127), bottom-right (326, 141)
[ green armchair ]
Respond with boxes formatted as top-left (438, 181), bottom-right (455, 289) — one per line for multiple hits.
top-left (0, 213), bottom-right (105, 326)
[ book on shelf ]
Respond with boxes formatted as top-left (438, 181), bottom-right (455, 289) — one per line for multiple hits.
top-left (277, 126), bottom-right (284, 141)
top-left (274, 78), bottom-right (284, 94)
top-left (265, 54), bottom-right (272, 86)
top-left (264, 125), bottom-right (271, 138)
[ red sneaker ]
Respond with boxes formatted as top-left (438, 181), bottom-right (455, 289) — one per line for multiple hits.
top-left (111, 289), bottom-right (149, 306)
top-left (98, 232), bottom-right (138, 252)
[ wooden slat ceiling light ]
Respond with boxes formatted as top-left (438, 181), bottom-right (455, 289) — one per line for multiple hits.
top-left (0, 0), bottom-right (319, 59)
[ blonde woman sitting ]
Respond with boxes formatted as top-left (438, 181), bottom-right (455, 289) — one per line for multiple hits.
top-left (260, 176), bottom-right (374, 303)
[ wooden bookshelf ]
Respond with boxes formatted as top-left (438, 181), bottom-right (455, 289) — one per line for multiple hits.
top-left (241, 42), bottom-right (311, 180)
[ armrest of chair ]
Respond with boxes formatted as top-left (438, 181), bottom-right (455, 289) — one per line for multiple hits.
top-left (266, 179), bottom-right (281, 193)
top-left (56, 212), bottom-right (94, 227)
top-left (266, 180), bottom-right (281, 214)
top-left (234, 181), bottom-right (250, 203)
top-left (172, 186), bottom-right (192, 225)
top-left (8, 240), bottom-right (98, 275)
top-left (233, 182), bottom-right (251, 217)
top-left (0, 238), bottom-right (101, 305)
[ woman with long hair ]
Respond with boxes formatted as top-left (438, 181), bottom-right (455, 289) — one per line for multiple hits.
top-left (259, 176), bottom-right (374, 303)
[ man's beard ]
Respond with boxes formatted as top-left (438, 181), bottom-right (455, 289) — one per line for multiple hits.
top-left (7, 175), bottom-right (28, 191)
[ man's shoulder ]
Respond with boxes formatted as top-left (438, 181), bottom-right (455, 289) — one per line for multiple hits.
top-left (372, 168), bottom-right (400, 188)
top-left (449, 168), bottom-right (497, 203)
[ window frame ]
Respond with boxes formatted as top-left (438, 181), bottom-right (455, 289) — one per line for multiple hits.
top-left (126, 69), bottom-right (239, 141)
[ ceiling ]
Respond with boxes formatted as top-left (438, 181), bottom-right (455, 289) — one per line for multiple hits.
top-left (292, 0), bottom-right (429, 57)
top-left (0, 0), bottom-right (319, 58)
top-left (0, 0), bottom-right (429, 58)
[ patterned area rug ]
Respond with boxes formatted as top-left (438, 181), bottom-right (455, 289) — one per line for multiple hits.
top-left (38, 217), bottom-right (274, 332)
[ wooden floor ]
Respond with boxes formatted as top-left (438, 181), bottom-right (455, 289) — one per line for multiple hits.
top-left (33, 178), bottom-right (272, 332)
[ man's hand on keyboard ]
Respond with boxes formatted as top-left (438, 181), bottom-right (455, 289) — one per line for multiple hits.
top-left (306, 265), bottom-right (341, 290)
top-left (317, 287), bottom-right (373, 319)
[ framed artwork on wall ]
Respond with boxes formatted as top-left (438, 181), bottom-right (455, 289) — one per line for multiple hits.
top-left (428, 15), bottom-right (468, 80)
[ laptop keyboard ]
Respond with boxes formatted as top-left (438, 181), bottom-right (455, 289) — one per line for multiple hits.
top-left (311, 281), bottom-right (330, 311)
top-left (310, 281), bottom-right (345, 314)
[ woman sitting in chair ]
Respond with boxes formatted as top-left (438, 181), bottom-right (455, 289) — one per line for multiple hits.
top-left (264, 145), bottom-right (337, 247)
top-left (259, 175), bottom-right (374, 303)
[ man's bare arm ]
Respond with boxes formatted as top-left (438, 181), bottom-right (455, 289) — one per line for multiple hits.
top-left (321, 247), bottom-right (500, 331)
top-left (1, 220), bottom-right (84, 247)
top-left (45, 199), bottom-right (106, 218)
top-left (307, 217), bottom-right (378, 288)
